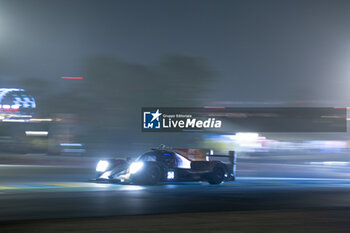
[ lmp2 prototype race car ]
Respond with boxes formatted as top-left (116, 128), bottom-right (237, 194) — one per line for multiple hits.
top-left (94, 146), bottom-right (236, 185)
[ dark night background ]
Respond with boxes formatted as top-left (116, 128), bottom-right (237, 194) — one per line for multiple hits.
top-left (1, 0), bottom-right (350, 150)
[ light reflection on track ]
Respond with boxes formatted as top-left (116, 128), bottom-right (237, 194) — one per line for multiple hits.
top-left (1, 177), bottom-right (350, 192)
top-left (2, 177), bottom-right (350, 221)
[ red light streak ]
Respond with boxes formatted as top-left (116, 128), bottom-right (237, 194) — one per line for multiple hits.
top-left (334, 107), bottom-right (350, 109)
top-left (61, 77), bottom-right (83, 80)
top-left (0, 108), bottom-right (19, 111)
top-left (203, 106), bottom-right (226, 109)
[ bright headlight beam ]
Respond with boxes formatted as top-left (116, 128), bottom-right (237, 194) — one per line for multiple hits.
top-left (96, 160), bottom-right (109, 172)
top-left (129, 162), bottom-right (144, 174)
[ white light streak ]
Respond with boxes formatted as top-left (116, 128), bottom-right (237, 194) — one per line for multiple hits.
top-left (25, 131), bottom-right (48, 136)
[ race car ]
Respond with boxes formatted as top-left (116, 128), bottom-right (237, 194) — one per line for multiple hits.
top-left (94, 146), bottom-right (236, 185)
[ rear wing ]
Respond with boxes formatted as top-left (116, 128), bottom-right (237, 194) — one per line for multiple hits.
top-left (206, 151), bottom-right (237, 178)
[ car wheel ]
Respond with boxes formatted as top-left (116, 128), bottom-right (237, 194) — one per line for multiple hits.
top-left (208, 166), bottom-right (225, 185)
top-left (144, 165), bottom-right (161, 185)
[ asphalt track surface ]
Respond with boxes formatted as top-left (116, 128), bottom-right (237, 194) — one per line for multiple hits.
top-left (1, 165), bottom-right (350, 221)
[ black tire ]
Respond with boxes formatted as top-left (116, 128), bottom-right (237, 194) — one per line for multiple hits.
top-left (208, 166), bottom-right (225, 185)
top-left (144, 165), bottom-right (161, 185)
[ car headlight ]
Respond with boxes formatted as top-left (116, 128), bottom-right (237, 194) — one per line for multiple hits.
top-left (96, 160), bottom-right (109, 172)
top-left (129, 162), bottom-right (144, 174)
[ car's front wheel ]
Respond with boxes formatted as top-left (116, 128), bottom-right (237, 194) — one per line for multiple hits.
top-left (143, 164), bottom-right (161, 185)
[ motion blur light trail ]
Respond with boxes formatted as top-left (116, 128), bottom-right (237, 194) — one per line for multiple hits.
top-left (0, 183), bottom-right (94, 190)
top-left (61, 77), bottom-right (84, 80)
top-left (1, 178), bottom-right (350, 192)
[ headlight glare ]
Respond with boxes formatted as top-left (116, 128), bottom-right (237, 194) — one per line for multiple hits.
top-left (96, 160), bottom-right (109, 172)
top-left (129, 162), bottom-right (144, 174)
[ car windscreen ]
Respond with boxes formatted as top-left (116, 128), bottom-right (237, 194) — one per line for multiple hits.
top-left (136, 153), bottom-right (157, 162)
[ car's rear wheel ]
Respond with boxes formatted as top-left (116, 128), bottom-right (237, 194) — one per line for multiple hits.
top-left (208, 166), bottom-right (225, 185)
